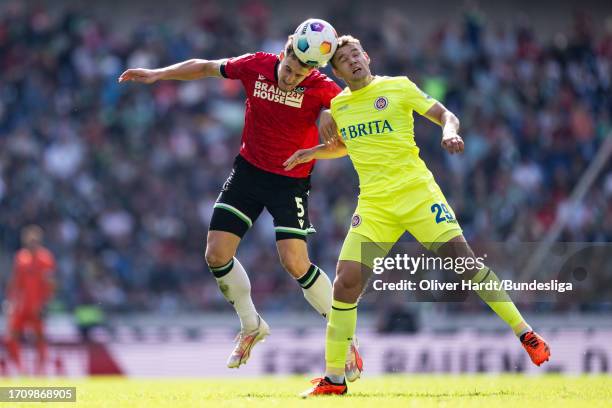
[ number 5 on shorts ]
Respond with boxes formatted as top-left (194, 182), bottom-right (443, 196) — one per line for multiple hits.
top-left (295, 197), bottom-right (305, 217)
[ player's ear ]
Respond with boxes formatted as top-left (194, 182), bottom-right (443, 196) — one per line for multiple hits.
top-left (329, 57), bottom-right (339, 78)
top-left (364, 51), bottom-right (371, 64)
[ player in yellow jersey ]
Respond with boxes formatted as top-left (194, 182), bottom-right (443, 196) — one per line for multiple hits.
top-left (284, 35), bottom-right (551, 397)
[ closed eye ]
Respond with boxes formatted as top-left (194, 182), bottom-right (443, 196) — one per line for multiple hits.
top-left (287, 67), bottom-right (304, 79)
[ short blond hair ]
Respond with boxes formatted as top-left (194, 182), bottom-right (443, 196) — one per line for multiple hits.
top-left (331, 35), bottom-right (363, 68)
top-left (337, 35), bottom-right (362, 49)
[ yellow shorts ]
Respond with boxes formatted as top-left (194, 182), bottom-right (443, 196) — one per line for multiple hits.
top-left (339, 177), bottom-right (463, 267)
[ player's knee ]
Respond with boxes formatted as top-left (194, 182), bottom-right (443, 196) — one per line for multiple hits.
top-left (204, 244), bottom-right (232, 268)
top-left (333, 266), bottom-right (362, 301)
top-left (438, 240), bottom-right (482, 279)
top-left (334, 274), bottom-right (359, 291)
top-left (279, 253), bottom-right (309, 278)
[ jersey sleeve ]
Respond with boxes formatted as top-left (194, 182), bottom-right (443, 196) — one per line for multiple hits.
top-left (330, 97), bottom-right (337, 118)
top-left (401, 77), bottom-right (437, 115)
top-left (220, 53), bottom-right (260, 80)
top-left (319, 79), bottom-right (342, 109)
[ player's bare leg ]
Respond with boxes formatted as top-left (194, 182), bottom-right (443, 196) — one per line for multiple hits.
top-left (206, 230), bottom-right (268, 368)
top-left (276, 239), bottom-right (313, 279)
top-left (205, 231), bottom-right (242, 270)
top-left (436, 235), bottom-right (550, 366)
top-left (277, 239), bottom-right (333, 316)
top-left (277, 239), bottom-right (362, 380)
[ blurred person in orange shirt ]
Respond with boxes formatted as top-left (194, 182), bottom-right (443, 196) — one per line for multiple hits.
top-left (4, 225), bottom-right (56, 374)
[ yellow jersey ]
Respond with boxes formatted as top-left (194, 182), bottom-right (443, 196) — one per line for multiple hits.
top-left (330, 76), bottom-right (437, 199)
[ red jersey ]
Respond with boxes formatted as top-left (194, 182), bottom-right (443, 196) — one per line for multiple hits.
top-left (8, 247), bottom-right (55, 312)
top-left (221, 52), bottom-right (342, 178)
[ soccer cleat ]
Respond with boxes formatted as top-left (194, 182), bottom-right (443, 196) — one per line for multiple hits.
top-left (520, 331), bottom-right (551, 366)
top-left (345, 337), bottom-right (363, 382)
top-left (300, 377), bottom-right (347, 398)
top-left (226, 315), bottom-right (270, 368)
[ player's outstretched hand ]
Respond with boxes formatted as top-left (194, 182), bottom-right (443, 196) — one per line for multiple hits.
top-left (441, 130), bottom-right (464, 154)
top-left (284, 148), bottom-right (316, 171)
top-left (319, 110), bottom-right (341, 145)
top-left (118, 68), bottom-right (162, 84)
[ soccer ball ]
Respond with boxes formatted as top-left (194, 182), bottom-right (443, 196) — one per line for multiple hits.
top-left (292, 18), bottom-right (338, 68)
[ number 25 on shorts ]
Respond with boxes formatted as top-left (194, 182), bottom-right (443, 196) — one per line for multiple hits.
top-left (431, 202), bottom-right (454, 224)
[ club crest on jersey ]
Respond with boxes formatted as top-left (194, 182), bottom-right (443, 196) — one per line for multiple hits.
top-left (351, 214), bottom-right (362, 228)
top-left (374, 96), bottom-right (388, 110)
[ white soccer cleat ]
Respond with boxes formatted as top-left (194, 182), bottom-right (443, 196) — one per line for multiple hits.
top-left (345, 336), bottom-right (363, 382)
top-left (226, 315), bottom-right (270, 368)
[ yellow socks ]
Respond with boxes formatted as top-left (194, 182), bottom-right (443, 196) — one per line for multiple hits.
top-left (325, 299), bottom-right (358, 379)
top-left (471, 267), bottom-right (532, 337)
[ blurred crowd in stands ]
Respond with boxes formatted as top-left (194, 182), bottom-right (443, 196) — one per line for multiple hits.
top-left (0, 1), bottom-right (610, 316)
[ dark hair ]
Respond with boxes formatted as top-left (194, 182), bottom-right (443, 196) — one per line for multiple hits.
top-left (284, 35), bottom-right (311, 69)
top-left (330, 35), bottom-right (363, 69)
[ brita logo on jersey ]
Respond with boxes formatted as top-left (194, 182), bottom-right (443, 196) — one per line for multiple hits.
top-left (253, 81), bottom-right (304, 108)
top-left (340, 120), bottom-right (394, 140)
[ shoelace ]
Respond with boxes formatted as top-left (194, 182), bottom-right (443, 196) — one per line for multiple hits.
top-left (310, 377), bottom-right (328, 385)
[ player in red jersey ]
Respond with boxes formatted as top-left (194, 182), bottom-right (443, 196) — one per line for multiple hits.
top-left (5, 225), bottom-right (56, 374)
top-left (119, 33), bottom-right (362, 373)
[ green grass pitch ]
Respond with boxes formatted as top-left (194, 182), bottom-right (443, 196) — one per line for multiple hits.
top-left (2, 375), bottom-right (611, 407)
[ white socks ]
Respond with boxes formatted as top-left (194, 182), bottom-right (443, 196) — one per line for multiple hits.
top-left (209, 257), bottom-right (259, 331)
top-left (210, 259), bottom-right (333, 329)
top-left (297, 264), bottom-right (333, 319)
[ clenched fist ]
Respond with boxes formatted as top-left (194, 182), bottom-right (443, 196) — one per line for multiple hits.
top-left (118, 68), bottom-right (162, 84)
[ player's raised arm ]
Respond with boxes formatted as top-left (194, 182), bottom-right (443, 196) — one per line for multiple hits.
top-left (283, 141), bottom-right (348, 171)
top-left (423, 102), bottom-right (464, 155)
top-left (118, 58), bottom-right (227, 84)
